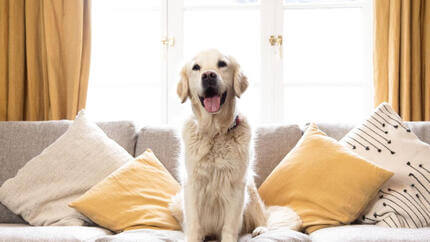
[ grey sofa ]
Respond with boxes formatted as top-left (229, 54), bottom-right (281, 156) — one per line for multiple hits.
top-left (1, 120), bottom-right (430, 242)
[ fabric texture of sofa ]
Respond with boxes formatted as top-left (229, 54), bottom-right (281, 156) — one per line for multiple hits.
top-left (1, 120), bottom-right (430, 241)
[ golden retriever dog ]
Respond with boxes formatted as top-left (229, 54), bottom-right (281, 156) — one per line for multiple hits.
top-left (170, 49), bottom-right (301, 242)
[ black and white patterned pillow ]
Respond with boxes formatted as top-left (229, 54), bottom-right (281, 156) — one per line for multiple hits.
top-left (340, 103), bottom-right (430, 228)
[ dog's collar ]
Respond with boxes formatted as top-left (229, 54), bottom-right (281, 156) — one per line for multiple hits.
top-left (228, 115), bottom-right (240, 132)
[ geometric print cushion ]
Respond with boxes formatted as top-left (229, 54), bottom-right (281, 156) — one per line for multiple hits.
top-left (340, 102), bottom-right (430, 228)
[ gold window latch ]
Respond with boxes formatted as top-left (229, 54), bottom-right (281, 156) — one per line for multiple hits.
top-left (269, 35), bottom-right (283, 59)
top-left (161, 36), bottom-right (175, 47)
top-left (269, 35), bottom-right (283, 46)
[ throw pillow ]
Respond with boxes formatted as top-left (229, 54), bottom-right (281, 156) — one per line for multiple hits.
top-left (258, 123), bottom-right (393, 233)
top-left (340, 103), bottom-right (430, 228)
top-left (0, 110), bottom-right (133, 226)
top-left (69, 149), bottom-right (181, 233)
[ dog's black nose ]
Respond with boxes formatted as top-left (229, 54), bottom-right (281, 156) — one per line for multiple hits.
top-left (202, 71), bottom-right (217, 88)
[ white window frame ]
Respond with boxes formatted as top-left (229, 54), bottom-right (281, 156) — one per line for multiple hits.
top-left (165, 0), bottom-right (262, 124)
top-left (89, 0), bottom-right (373, 124)
top-left (162, 0), bottom-right (373, 124)
top-left (265, 0), bottom-right (373, 123)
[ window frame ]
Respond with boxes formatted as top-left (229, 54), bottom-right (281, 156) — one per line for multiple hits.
top-left (88, 0), bottom-right (373, 124)
top-left (275, 0), bottom-right (374, 123)
top-left (165, 0), bottom-right (373, 124)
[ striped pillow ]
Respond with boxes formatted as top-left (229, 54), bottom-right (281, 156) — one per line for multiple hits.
top-left (340, 103), bottom-right (430, 228)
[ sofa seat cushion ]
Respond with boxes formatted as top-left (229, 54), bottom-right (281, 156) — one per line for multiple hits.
top-left (94, 228), bottom-right (310, 242)
top-left (95, 229), bottom-right (184, 242)
top-left (0, 223), bottom-right (112, 242)
top-left (310, 225), bottom-right (430, 242)
top-left (240, 229), bottom-right (310, 242)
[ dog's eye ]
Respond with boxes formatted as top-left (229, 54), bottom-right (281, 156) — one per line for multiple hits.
top-left (192, 64), bottom-right (200, 71)
top-left (217, 60), bottom-right (227, 68)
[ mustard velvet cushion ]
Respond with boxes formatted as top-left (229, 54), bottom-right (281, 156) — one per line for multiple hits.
top-left (69, 149), bottom-right (181, 233)
top-left (258, 123), bottom-right (393, 234)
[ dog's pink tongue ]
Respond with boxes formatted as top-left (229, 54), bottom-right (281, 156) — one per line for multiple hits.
top-left (203, 96), bottom-right (221, 113)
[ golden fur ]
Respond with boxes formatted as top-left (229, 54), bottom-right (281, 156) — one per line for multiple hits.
top-left (170, 49), bottom-right (301, 242)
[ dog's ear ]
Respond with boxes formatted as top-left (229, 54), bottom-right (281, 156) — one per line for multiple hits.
top-left (229, 56), bottom-right (248, 98)
top-left (177, 64), bottom-right (189, 103)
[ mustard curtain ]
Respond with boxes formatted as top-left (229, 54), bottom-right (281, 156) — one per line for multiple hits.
top-left (0, 0), bottom-right (91, 121)
top-left (374, 0), bottom-right (430, 121)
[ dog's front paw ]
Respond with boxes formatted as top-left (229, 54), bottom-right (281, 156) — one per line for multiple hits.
top-left (251, 226), bottom-right (268, 237)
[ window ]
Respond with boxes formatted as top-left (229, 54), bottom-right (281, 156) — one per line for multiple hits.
top-left (88, 0), bottom-right (372, 125)
top-left (282, 0), bottom-right (373, 124)
top-left (182, 0), bottom-right (261, 124)
top-left (87, 0), bottom-right (163, 124)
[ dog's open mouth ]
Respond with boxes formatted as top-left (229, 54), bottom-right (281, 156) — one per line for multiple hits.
top-left (199, 91), bottom-right (227, 113)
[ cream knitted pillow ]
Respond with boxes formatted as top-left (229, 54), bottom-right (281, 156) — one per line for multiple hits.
top-left (0, 111), bottom-right (133, 226)
top-left (340, 103), bottom-right (430, 228)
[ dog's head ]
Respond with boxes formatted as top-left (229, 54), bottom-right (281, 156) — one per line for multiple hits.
top-left (177, 49), bottom-right (248, 116)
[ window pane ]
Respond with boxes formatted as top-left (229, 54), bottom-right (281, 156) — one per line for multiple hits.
top-left (284, 86), bottom-right (368, 124)
top-left (283, 8), bottom-right (365, 84)
top-left (183, 8), bottom-right (261, 122)
top-left (184, 9), bottom-right (260, 83)
top-left (239, 83), bottom-right (261, 125)
top-left (87, 85), bottom-right (162, 123)
top-left (87, 0), bottom-right (162, 124)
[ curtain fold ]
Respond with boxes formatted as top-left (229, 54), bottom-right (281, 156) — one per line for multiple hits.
top-left (374, 0), bottom-right (430, 121)
top-left (0, 0), bottom-right (91, 121)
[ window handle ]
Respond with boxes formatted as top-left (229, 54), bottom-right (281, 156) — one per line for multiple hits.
top-left (269, 35), bottom-right (283, 46)
top-left (269, 35), bottom-right (277, 46)
top-left (161, 36), bottom-right (175, 47)
top-left (277, 35), bottom-right (283, 46)
top-left (269, 35), bottom-right (283, 59)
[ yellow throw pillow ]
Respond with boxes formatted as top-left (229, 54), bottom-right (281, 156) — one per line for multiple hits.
top-left (258, 123), bottom-right (393, 234)
top-left (69, 149), bottom-right (181, 233)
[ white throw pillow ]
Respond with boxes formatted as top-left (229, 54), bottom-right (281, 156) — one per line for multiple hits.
top-left (340, 103), bottom-right (430, 228)
top-left (0, 111), bottom-right (133, 226)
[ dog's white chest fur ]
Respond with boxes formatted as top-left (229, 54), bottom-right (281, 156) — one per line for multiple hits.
top-left (182, 117), bottom-right (251, 235)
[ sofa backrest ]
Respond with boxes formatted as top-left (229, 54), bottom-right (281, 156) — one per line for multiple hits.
top-left (316, 122), bottom-right (430, 144)
top-left (0, 120), bottom-right (137, 224)
top-left (1, 120), bottom-right (429, 224)
top-left (134, 122), bottom-right (429, 187)
top-left (253, 125), bottom-right (303, 186)
top-left (133, 124), bottom-right (305, 187)
top-left (135, 126), bottom-right (182, 181)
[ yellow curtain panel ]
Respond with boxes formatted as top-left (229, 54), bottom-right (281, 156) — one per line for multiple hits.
top-left (374, 0), bottom-right (430, 121)
top-left (0, 0), bottom-right (91, 121)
